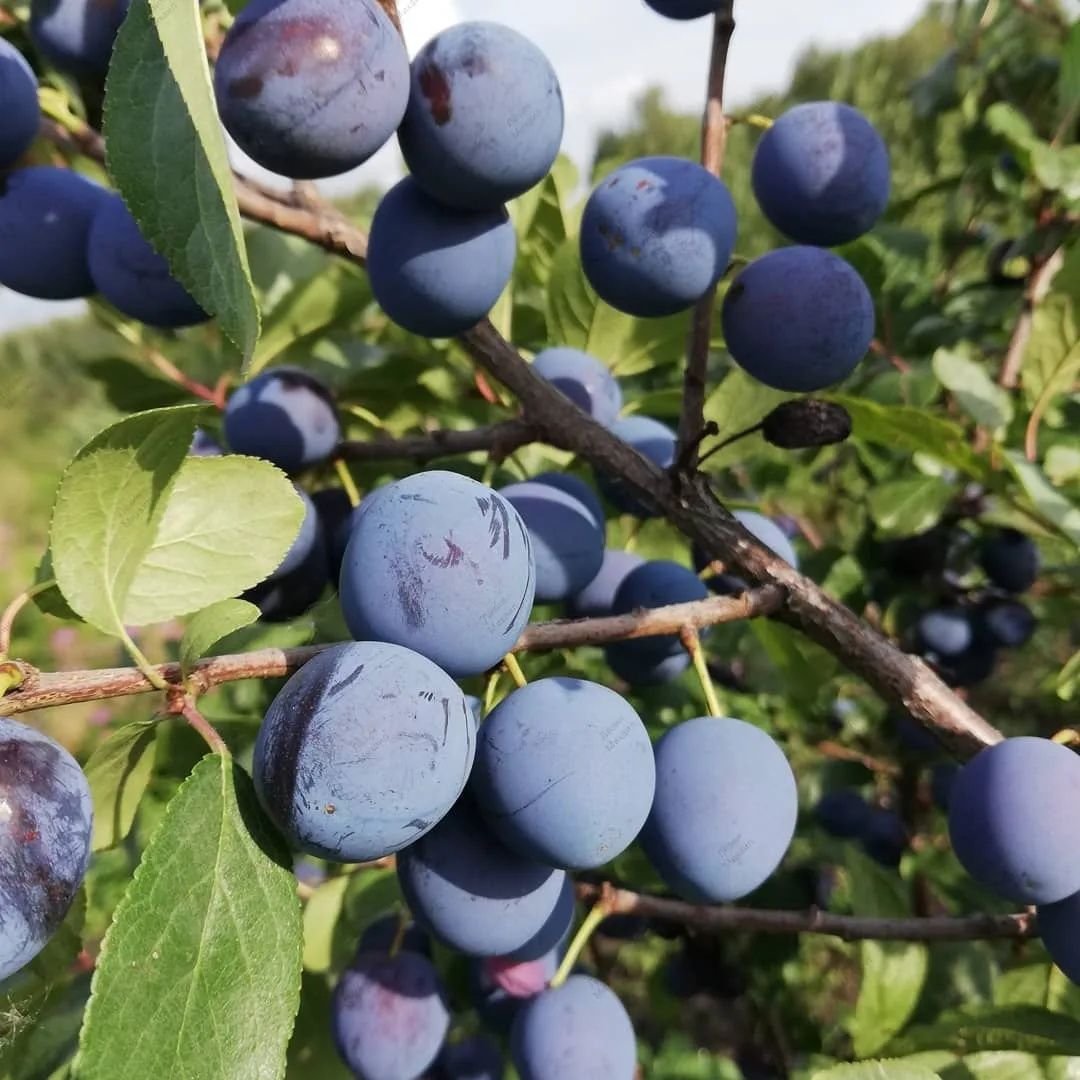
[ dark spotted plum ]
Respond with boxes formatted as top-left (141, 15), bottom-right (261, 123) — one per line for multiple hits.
top-left (471, 677), bottom-right (655, 870)
top-left (252, 641), bottom-right (475, 861)
top-left (0, 718), bottom-right (93, 983)
top-left (332, 950), bottom-right (449, 1080)
top-left (437, 1035), bottom-right (504, 1080)
top-left (340, 471), bottom-right (535, 678)
top-left (641, 717), bottom-right (797, 902)
top-left (30, 0), bottom-right (129, 76)
top-left (581, 156), bottom-right (737, 317)
top-left (752, 102), bottom-right (890, 246)
top-left (0, 41), bottom-right (40, 167)
top-left (398, 21), bottom-right (563, 211)
top-left (367, 177), bottom-right (516, 338)
top-left (499, 478), bottom-right (605, 603)
top-left (0, 166), bottom-right (106, 299)
top-left (980, 528), bottom-right (1040, 593)
top-left (224, 366), bottom-right (341, 475)
top-left (531, 348), bottom-right (622, 427)
top-left (567, 550), bottom-right (645, 619)
top-left (595, 415), bottom-right (677, 518)
top-left (214, 0), bottom-right (409, 179)
top-left (511, 975), bottom-right (637, 1080)
top-left (397, 796), bottom-right (570, 959)
top-left (949, 737), bottom-right (1080, 904)
top-left (722, 247), bottom-right (875, 392)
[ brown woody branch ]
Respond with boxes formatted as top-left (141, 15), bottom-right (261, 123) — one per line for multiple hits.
top-left (576, 883), bottom-right (1038, 943)
top-left (337, 419), bottom-right (537, 464)
top-left (0, 589), bottom-right (782, 717)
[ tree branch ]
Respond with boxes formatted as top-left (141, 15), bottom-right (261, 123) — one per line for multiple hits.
top-left (676, 0), bottom-right (737, 471)
top-left (576, 883), bottom-right (1038, 942)
top-left (0, 589), bottom-right (782, 717)
top-left (336, 419), bottom-right (537, 464)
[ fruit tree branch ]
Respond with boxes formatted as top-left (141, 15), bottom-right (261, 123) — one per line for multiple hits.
top-left (0, 589), bottom-right (783, 717)
top-left (336, 419), bottom-right (538, 463)
top-left (576, 883), bottom-right (1038, 942)
top-left (676, 0), bottom-right (737, 472)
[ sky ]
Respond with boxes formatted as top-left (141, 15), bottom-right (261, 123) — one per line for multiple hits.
top-left (0, 0), bottom-right (931, 330)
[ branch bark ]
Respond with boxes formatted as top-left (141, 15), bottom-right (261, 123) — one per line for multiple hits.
top-left (0, 589), bottom-right (782, 717)
top-left (337, 419), bottom-right (537, 464)
top-left (676, 1), bottom-right (737, 471)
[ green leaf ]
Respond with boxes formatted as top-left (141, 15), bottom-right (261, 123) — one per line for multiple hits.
top-left (933, 348), bottom-right (1014, 432)
top-left (852, 940), bottom-right (930, 1057)
top-left (180, 599), bottom-right (261, 675)
top-left (942, 1051), bottom-right (1046, 1080)
top-left (329, 868), bottom-right (404, 973)
top-left (0, 972), bottom-right (92, 1080)
top-left (286, 974), bottom-right (352, 1080)
top-left (702, 369), bottom-right (794, 468)
top-left (120, 455), bottom-right (305, 626)
top-left (85, 721), bottom-right (158, 852)
top-left (751, 621), bottom-right (837, 699)
top-left (103, 0), bottom-right (259, 357)
top-left (867, 476), bottom-right (954, 538)
top-left (301, 876), bottom-right (350, 975)
top-left (83, 359), bottom-right (190, 413)
top-left (813, 1062), bottom-right (941, 1080)
top-left (892, 1006), bottom-right (1080, 1057)
top-left (50, 406), bottom-right (204, 636)
top-left (846, 847), bottom-right (911, 918)
top-left (1003, 453), bottom-right (1080, 547)
top-left (0, 890), bottom-right (85, 1012)
top-left (985, 103), bottom-right (1040, 156)
top-left (1031, 145), bottom-right (1080, 201)
top-left (32, 550), bottom-right (79, 622)
top-left (74, 755), bottom-right (302, 1080)
top-left (1024, 293), bottom-right (1080, 411)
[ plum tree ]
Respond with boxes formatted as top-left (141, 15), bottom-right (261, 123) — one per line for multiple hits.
top-left (1036, 891), bottom-right (1080, 986)
top-left (642, 717), bottom-right (798, 902)
top-left (332, 950), bottom-right (450, 1080)
top-left (29, 0), bottom-right (129, 75)
top-left (87, 195), bottom-right (209, 328)
top-left (977, 599), bottom-right (1036, 649)
top-left (751, 102), bottom-right (890, 246)
top-left (0, 166), bottom-right (105, 299)
top-left (366, 177), bottom-right (516, 338)
top-left (722, 246), bottom-right (875, 392)
top-left (436, 1034), bottom-right (504, 1080)
top-left (471, 677), bottom-right (655, 869)
top-left (511, 975), bottom-right (637, 1080)
top-left (340, 471), bottom-right (535, 677)
top-left (567, 550), bottom-right (645, 618)
top-left (397, 796), bottom-right (571, 959)
top-left (948, 737), bottom-right (1080, 904)
top-left (0, 41), bottom-right (40, 168)
top-left (644, 0), bottom-right (724, 17)
top-left (356, 914), bottom-right (431, 958)
top-left (397, 22), bottom-right (564, 211)
top-left (253, 642), bottom-right (474, 861)
top-left (980, 528), bottom-right (1040, 593)
top-left (224, 367), bottom-right (342, 475)
top-left (531, 348), bottom-right (622, 427)
top-left (0, 718), bottom-right (93, 982)
top-left (814, 789), bottom-right (870, 839)
top-left (914, 608), bottom-right (974, 658)
top-left (498, 478), bottom-right (605, 603)
top-left (580, 155), bottom-right (737, 317)
top-left (596, 415), bottom-right (677, 517)
top-left (214, 0), bottom-right (410, 179)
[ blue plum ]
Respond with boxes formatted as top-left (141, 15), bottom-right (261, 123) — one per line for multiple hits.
top-left (860, 807), bottom-right (907, 868)
top-left (643, 0), bottom-right (723, 17)
top-left (612, 560), bottom-right (710, 658)
top-left (938, 643), bottom-right (997, 689)
top-left (914, 608), bottom-right (974, 658)
top-left (605, 641), bottom-right (690, 686)
top-left (398, 21), bottom-right (563, 211)
top-left (253, 641), bottom-right (475, 861)
top-left (581, 155), bottom-right (737, 317)
top-left (277, 486), bottom-right (322, 578)
top-left (531, 348), bottom-right (622, 427)
top-left (977, 599), bottom-right (1036, 649)
top-left (0, 166), bottom-right (105, 299)
top-left (189, 429), bottom-right (224, 457)
top-left (734, 510), bottom-right (800, 568)
top-left (642, 716), bottom-right (798, 902)
top-left (691, 543), bottom-right (748, 597)
top-left (355, 914), bottom-right (431, 959)
top-left (722, 246), bottom-right (875, 392)
top-left (511, 975), bottom-right (637, 1080)
top-left (469, 950), bottom-right (558, 1035)
top-left (499, 479), bottom-right (605, 603)
top-left (531, 472), bottom-right (605, 529)
top-left (463, 695), bottom-right (482, 728)
top-left (340, 471), bottom-right (535, 678)
top-left (948, 737), bottom-right (1080, 904)
top-left (366, 177), bottom-right (516, 338)
top-left (87, 194), bottom-right (208, 328)
top-left (1037, 891), bottom-right (1080, 986)
top-left (814, 789), bottom-right (869, 839)
top-left (241, 537), bottom-right (329, 623)
top-left (980, 529), bottom-right (1039, 593)
top-left (567, 550), bottom-right (645, 619)
top-left (0, 718), bottom-right (93, 983)
top-left (397, 796), bottom-right (570, 959)
top-left (224, 367), bottom-right (341, 475)
top-left (332, 950), bottom-right (449, 1080)
top-left (752, 102), bottom-right (890, 247)
top-left (215, 0), bottom-right (409, 180)
top-left (437, 1035), bottom-right (504, 1080)
top-left (0, 41), bottom-right (40, 168)
top-left (596, 415), bottom-right (677, 517)
top-left (310, 487), bottom-right (354, 584)
top-left (471, 678), bottom-right (655, 870)
top-left (30, 0), bottom-right (129, 76)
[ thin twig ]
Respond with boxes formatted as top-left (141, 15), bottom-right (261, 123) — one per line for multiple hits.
top-left (178, 696), bottom-right (228, 756)
top-left (676, 0), bottom-right (737, 470)
top-left (336, 419), bottom-right (536, 464)
top-left (817, 740), bottom-right (902, 778)
top-left (0, 580), bottom-right (55, 660)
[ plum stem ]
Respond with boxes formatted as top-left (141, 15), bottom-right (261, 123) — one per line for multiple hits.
top-left (119, 628), bottom-right (170, 693)
top-left (0, 662), bottom-right (23, 699)
top-left (503, 653), bottom-right (528, 690)
top-left (0, 578), bottom-right (55, 660)
top-left (177, 695), bottom-right (229, 757)
top-left (681, 626), bottom-right (722, 718)
top-left (483, 670), bottom-right (501, 716)
top-left (334, 459), bottom-right (362, 508)
top-left (550, 888), bottom-right (615, 989)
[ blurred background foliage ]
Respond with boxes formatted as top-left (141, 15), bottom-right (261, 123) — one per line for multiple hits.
top-left (0, 0), bottom-right (1078, 1076)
